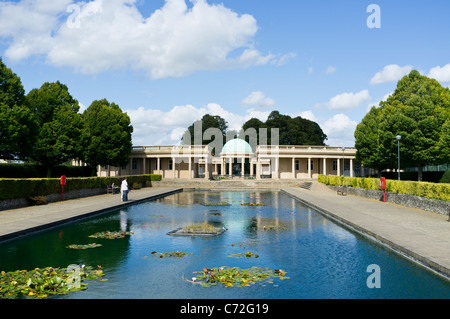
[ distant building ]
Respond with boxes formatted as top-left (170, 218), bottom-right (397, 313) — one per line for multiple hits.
top-left (97, 139), bottom-right (366, 179)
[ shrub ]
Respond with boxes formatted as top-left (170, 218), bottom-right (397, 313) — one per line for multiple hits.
top-left (0, 163), bottom-right (93, 178)
top-left (318, 175), bottom-right (450, 202)
top-left (440, 171), bottom-right (450, 183)
top-left (0, 174), bottom-right (162, 201)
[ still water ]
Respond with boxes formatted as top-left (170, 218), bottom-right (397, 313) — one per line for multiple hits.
top-left (0, 190), bottom-right (449, 299)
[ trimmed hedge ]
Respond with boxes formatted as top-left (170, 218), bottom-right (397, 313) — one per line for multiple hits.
top-left (0, 163), bottom-right (93, 178)
top-left (440, 171), bottom-right (450, 183)
top-left (0, 174), bottom-right (162, 201)
top-left (318, 175), bottom-right (450, 202)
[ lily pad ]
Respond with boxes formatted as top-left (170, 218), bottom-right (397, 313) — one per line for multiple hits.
top-left (0, 265), bottom-right (105, 299)
top-left (228, 252), bottom-right (259, 259)
top-left (150, 251), bottom-right (193, 259)
top-left (88, 231), bottom-right (134, 239)
top-left (168, 222), bottom-right (226, 237)
top-left (66, 243), bottom-right (102, 250)
top-left (190, 266), bottom-right (289, 288)
top-left (241, 203), bottom-right (267, 207)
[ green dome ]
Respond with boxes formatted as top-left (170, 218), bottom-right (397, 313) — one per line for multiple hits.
top-left (221, 139), bottom-right (254, 155)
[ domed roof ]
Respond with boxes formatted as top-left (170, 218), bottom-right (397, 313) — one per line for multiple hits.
top-left (221, 139), bottom-right (254, 155)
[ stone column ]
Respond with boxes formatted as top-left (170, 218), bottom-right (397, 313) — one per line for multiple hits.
top-left (308, 158), bottom-right (312, 179)
top-left (172, 157), bottom-right (176, 178)
top-left (188, 156), bottom-right (192, 179)
top-left (292, 157), bottom-right (296, 179)
top-left (337, 158), bottom-right (340, 176)
top-left (274, 157), bottom-right (279, 179)
top-left (350, 158), bottom-right (354, 177)
top-left (256, 159), bottom-right (261, 180)
top-left (323, 158), bottom-right (327, 176)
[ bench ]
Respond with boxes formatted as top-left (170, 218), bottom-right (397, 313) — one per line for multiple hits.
top-left (107, 184), bottom-right (119, 194)
top-left (337, 186), bottom-right (348, 196)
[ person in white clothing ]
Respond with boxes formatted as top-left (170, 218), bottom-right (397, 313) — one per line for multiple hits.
top-left (121, 178), bottom-right (129, 202)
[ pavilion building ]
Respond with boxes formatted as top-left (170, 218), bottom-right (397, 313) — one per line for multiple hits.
top-left (97, 139), bottom-right (365, 179)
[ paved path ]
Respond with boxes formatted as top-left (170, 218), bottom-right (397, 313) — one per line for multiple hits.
top-left (282, 182), bottom-right (450, 280)
top-left (0, 187), bottom-right (182, 242)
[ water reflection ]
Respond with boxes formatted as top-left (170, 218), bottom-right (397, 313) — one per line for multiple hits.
top-left (0, 190), bottom-right (449, 299)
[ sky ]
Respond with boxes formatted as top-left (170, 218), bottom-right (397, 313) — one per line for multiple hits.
top-left (0, 0), bottom-right (449, 147)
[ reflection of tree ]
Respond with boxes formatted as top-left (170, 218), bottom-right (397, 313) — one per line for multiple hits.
top-left (0, 213), bottom-right (134, 272)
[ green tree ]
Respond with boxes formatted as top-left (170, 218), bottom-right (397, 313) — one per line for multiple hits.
top-left (82, 99), bottom-right (133, 175)
top-left (355, 70), bottom-right (450, 180)
top-left (242, 111), bottom-right (327, 146)
top-left (26, 81), bottom-right (84, 177)
top-left (381, 70), bottom-right (449, 180)
top-left (0, 58), bottom-right (38, 160)
top-left (182, 114), bottom-right (228, 146)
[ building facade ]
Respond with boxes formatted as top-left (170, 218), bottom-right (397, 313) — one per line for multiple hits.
top-left (97, 139), bottom-right (364, 179)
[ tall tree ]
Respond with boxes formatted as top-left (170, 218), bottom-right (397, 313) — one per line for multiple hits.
top-left (355, 70), bottom-right (450, 180)
top-left (382, 71), bottom-right (450, 180)
top-left (0, 58), bottom-right (38, 160)
top-left (242, 111), bottom-right (327, 146)
top-left (26, 81), bottom-right (84, 177)
top-left (82, 99), bottom-right (133, 174)
top-left (355, 106), bottom-right (395, 175)
top-left (182, 114), bottom-right (228, 146)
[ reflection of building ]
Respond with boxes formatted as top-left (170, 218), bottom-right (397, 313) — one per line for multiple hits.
top-left (97, 139), bottom-right (362, 179)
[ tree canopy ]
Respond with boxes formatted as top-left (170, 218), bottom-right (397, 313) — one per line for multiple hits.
top-left (182, 111), bottom-right (328, 150)
top-left (355, 70), bottom-right (450, 180)
top-left (242, 111), bottom-right (327, 146)
top-left (182, 114), bottom-right (228, 146)
top-left (82, 99), bottom-right (133, 172)
top-left (0, 58), bottom-right (38, 160)
top-left (0, 60), bottom-right (135, 177)
top-left (26, 81), bottom-right (84, 176)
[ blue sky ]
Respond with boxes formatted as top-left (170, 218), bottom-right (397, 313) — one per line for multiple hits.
top-left (1, 0), bottom-right (449, 147)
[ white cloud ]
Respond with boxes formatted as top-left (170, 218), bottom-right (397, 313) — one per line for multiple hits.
top-left (370, 64), bottom-right (413, 85)
top-left (428, 63), bottom-right (450, 82)
top-left (325, 66), bottom-right (337, 75)
top-left (126, 103), bottom-right (271, 145)
top-left (127, 103), bottom-right (356, 147)
top-left (326, 89), bottom-right (371, 110)
top-left (0, 0), bottom-right (72, 60)
top-left (241, 91), bottom-right (275, 109)
top-left (322, 114), bottom-right (357, 147)
top-left (296, 110), bottom-right (317, 122)
top-left (0, 0), bottom-right (286, 79)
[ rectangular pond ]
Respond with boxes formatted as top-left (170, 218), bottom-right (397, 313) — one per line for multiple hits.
top-left (0, 190), bottom-right (449, 299)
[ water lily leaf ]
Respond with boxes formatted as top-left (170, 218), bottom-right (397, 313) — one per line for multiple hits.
top-left (0, 265), bottom-right (107, 299)
top-left (151, 251), bottom-right (193, 259)
top-left (191, 266), bottom-right (289, 288)
top-left (88, 231), bottom-right (134, 239)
